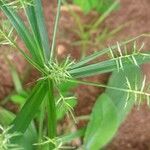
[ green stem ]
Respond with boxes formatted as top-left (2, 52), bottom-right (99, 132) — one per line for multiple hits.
top-left (92, 1), bottom-right (119, 30)
top-left (50, 0), bottom-right (62, 61)
top-left (47, 80), bottom-right (56, 149)
top-left (68, 79), bottom-right (150, 97)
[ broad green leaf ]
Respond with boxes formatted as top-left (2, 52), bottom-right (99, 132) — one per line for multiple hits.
top-left (0, 107), bottom-right (15, 125)
top-left (95, 0), bottom-right (119, 14)
top-left (83, 66), bottom-right (142, 150)
top-left (106, 66), bottom-right (142, 123)
top-left (10, 94), bottom-right (26, 106)
top-left (72, 66), bottom-right (143, 148)
top-left (84, 93), bottom-right (118, 150)
top-left (11, 81), bottom-right (47, 133)
top-left (73, 0), bottom-right (119, 14)
top-left (73, 0), bottom-right (91, 13)
top-left (92, 0), bottom-right (119, 29)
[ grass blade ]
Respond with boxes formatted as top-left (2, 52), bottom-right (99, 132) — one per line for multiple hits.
top-left (0, 1), bottom-right (44, 66)
top-left (0, 29), bottom-right (45, 73)
top-left (71, 34), bottom-right (149, 69)
top-left (25, 5), bottom-right (42, 46)
top-left (69, 52), bottom-right (150, 78)
top-left (11, 81), bottom-right (47, 133)
top-left (34, 0), bottom-right (51, 62)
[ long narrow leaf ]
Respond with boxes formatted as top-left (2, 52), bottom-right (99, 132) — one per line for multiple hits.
top-left (0, 29), bottom-right (45, 73)
top-left (71, 34), bottom-right (149, 69)
top-left (11, 81), bottom-right (47, 133)
top-left (25, 5), bottom-right (42, 46)
top-left (24, 4), bottom-right (45, 62)
top-left (0, 1), bottom-right (44, 65)
top-left (69, 53), bottom-right (150, 78)
top-left (34, 0), bottom-right (51, 62)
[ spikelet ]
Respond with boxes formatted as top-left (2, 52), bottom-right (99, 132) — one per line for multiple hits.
top-left (40, 56), bottom-right (75, 84)
top-left (34, 136), bottom-right (75, 150)
top-left (1, 0), bottom-right (33, 9)
top-left (56, 93), bottom-right (77, 123)
top-left (124, 75), bottom-right (150, 108)
top-left (0, 125), bottom-right (22, 150)
top-left (0, 20), bottom-right (15, 46)
top-left (109, 41), bottom-right (146, 72)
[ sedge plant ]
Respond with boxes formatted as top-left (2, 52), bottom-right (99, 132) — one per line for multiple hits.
top-left (0, 0), bottom-right (150, 149)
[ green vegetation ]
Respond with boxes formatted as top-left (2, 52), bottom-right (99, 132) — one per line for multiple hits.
top-left (0, 0), bottom-right (150, 149)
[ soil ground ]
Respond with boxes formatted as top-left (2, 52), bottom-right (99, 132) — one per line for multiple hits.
top-left (0, 0), bottom-right (150, 149)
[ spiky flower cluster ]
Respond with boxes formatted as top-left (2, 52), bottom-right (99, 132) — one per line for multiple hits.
top-left (56, 93), bottom-right (76, 122)
top-left (124, 76), bottom-right (150, 108)
top-left (34, 136), bottom-right (74, 150)
top-left (0, 125), bottom-right (22, 150)
top-left (0, 20), bottom-right (15, 46)
top-left (43, 57), bottom-right (74, 84)
top-left (1, 0), bottom-right (33, 9)
top-left (109, 42), bottom-right (145, 71)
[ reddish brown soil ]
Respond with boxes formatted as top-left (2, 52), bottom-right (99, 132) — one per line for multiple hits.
top-left (107, 104), bottom-right (150, 150)
top-left (1, 0), bottom-right (150, 149)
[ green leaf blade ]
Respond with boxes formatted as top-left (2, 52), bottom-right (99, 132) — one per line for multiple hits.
top-left (0, 1), bottom-right (44, 66)
top-left (106, 66), bottom-right (142, 123)
top-left (70, 53), bottom-right (150, 78)
top-left (34, 0), bottom-right (51, 62)
top-left (84, 93), bottom-right (118, 150)
top-left (11, 81), bottom-right (47, 133)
